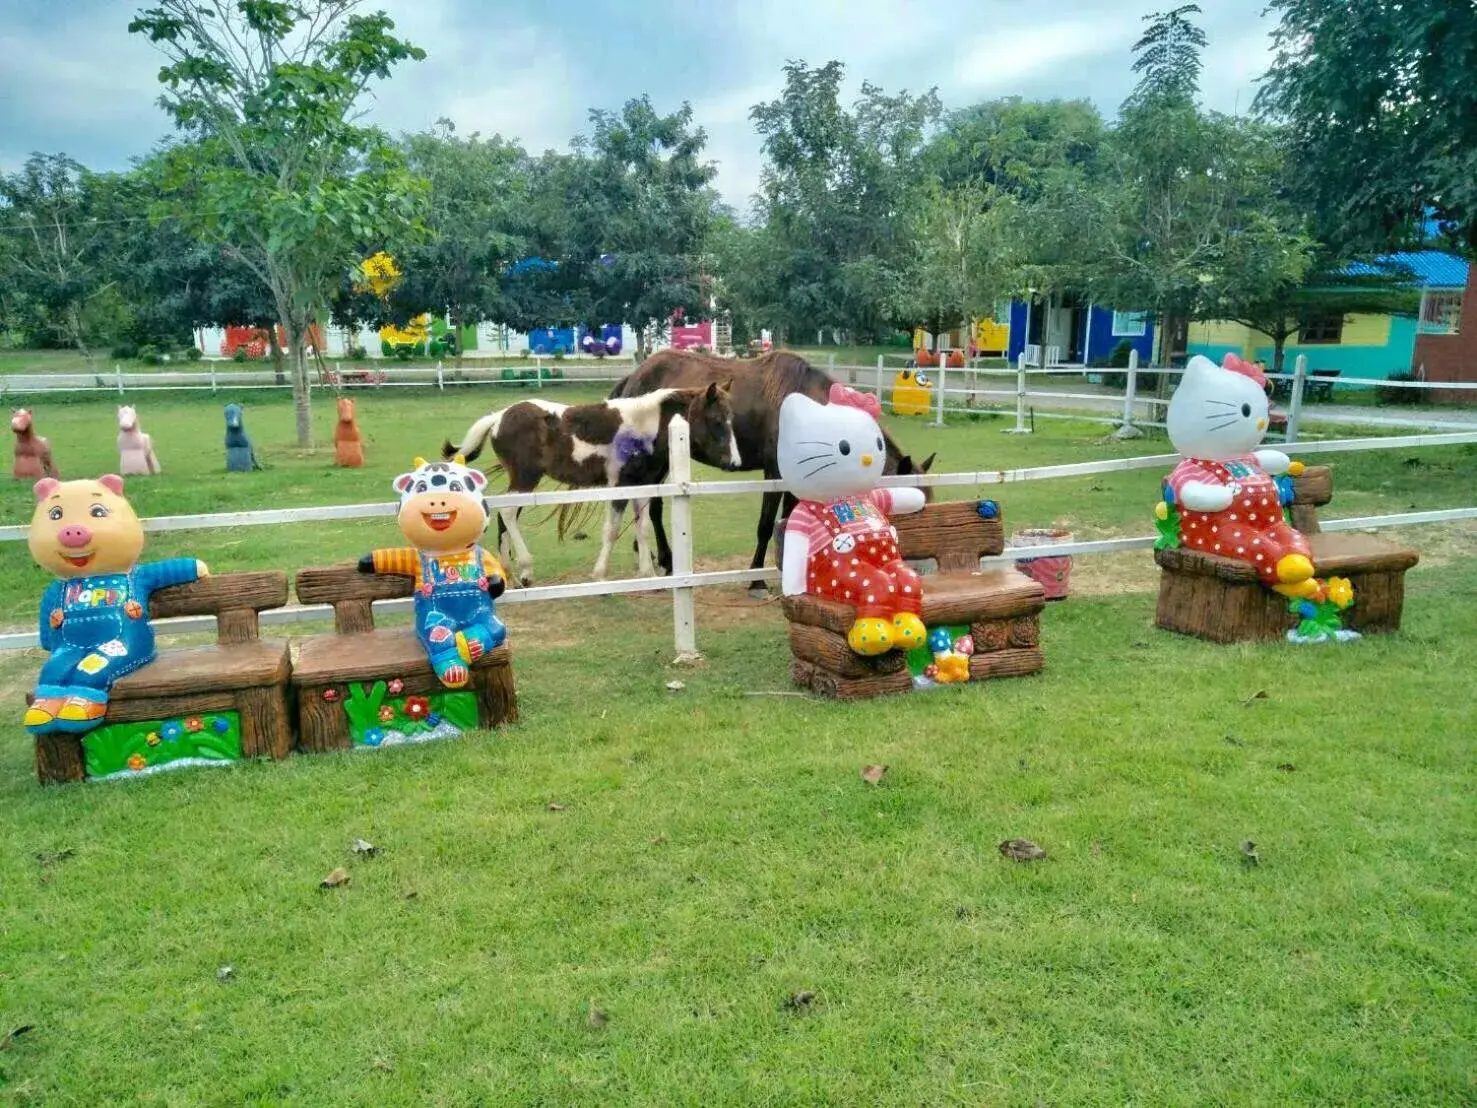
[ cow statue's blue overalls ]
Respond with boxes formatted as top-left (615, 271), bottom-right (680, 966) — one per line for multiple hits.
top-left (358, 457), bottom-right (507, 689)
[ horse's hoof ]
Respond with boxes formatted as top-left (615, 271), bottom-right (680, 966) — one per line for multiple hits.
top-left (518, 575), bottom-right (533, 588)
top-left (573, 531), bottom-right (588, 541)
top-left (747, 584), bottom-right (769, 601)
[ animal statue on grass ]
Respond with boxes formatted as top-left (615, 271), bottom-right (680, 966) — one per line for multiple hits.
top-left (23, 474), bottom-right (207, 735)
top-left (357, 457), bottom-right (506, 689)
top-left (442, 385), bottom-right (740, 586)
top-left (116, 406), bottom-right (161, 476)
top-left (778, 384), bottom-right (928, 656)
top-left (1161, 354), bottom-right (1318, 600)
top-left (608, 350), bottom-right (936, 593)
top-left (224, 403), bottom-right (263, 472)
top-left (12, 409), bottom-right (59, 481)
top-left (334, 396), bottom-right (364, 468)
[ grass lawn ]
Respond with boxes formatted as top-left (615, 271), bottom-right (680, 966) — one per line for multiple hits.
top-left (0, 386), bottom-right (1474, 1104)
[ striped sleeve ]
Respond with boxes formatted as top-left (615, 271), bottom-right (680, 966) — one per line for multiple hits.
top-left (371, 548), bottom-right (420, 578)
top-left (480, 548), bottom-right (505, 582)
top-left (784, 502), bottom-right (830, 561)
top-left (871, 489), bottom-right (894, 516)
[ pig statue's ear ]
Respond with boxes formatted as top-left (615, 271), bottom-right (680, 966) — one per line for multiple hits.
top-left (98, 474), bottom-right (125, 496)
top-left (32, 478), bottom-right (60, 503)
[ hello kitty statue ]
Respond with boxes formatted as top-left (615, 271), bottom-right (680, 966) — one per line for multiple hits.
top-left (779, 384), bottom-right (928, 656)
top-left (1162, 354), bottom-right (1319, 599)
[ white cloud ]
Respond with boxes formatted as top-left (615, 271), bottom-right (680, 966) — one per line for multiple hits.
top-left (953, 16), bottom-right (1136, 93)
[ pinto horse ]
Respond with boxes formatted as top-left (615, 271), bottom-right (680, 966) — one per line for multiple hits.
top-left (443, 384), bottom-right (740, 585)
top-left (608, 350), bottom-right (936, 592)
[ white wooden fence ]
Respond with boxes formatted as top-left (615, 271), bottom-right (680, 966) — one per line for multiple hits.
top-left (0, 425), bottom-right (1473, 655)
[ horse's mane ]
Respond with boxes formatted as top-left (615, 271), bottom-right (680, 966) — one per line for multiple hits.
top-left (757, 350), bottom-right (833, 408)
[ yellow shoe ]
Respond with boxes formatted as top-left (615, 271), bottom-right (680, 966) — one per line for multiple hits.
top-left (57, 697), bottom-right (107, 723)
top-left (891, 612), bottom-right (926, 648)
top-left (23, 700), bottom-right (59, 728)
top-left (847, 617), bottom-right (896, 656)
top-left (1272, 578), bottom-right (1321, 600)
top-left (1275, 553), bottom-right (1315, 585)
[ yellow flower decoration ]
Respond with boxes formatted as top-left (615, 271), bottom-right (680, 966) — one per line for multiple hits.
top-left (145, 732), bottom-right (161, 747)
top-left (379, 313), bottom-right (431, 347)
top-left (1154, 501), bottom-right (1169, 521)
top-left (935, 654), bottom-right (971, 684)
top-left (355, 251), bottom-right (402, 298)
top-left (1287, 460), bottom-right (1306, 477)
top-left (1326, 576), bottom-right (1354, 610)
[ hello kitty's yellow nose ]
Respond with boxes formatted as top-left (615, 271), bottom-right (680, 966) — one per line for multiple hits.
top-left (1256, 418), bottom-right (1267, 432)
top-left (861, 453), bottom-right (874, 467)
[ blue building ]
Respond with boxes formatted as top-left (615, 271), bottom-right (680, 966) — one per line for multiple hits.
top-left (1005, 298), bottom-right (1157, 367)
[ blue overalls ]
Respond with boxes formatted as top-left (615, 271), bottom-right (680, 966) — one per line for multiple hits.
top-left (31, 558), bottom-right (200, 734)
top-left (414, 547), bottom-right (506, 685)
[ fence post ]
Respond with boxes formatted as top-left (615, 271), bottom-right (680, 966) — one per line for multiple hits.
top-left (436, 360), bottom-right (444, 391)
top-left (1114, 349), bottom-right (1142, 439)
top-left (1285, 354), bottom-right (1307, 444)
top-left (535, 356), bottom-right (543, 388)
top-left (827, 351), bottom-right (836, 382)
top-left (115, 365), bottom-right (124, 395)
top-left (1004, 353), bottom-right (1032, 434)
top-left (934, 362), bottom-right (946, 427)
top-left (210, 363), bottom-right (218, 393)
top-left (668, 414), bottom-right (700, 663)
top-left (876, 354), bottom-right (885, 402)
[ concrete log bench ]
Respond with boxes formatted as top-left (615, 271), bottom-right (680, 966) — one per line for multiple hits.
top-left (1154, 465), bottom-right (1420, 642)
top-left (781, 500), bottom-right (1047, 698)
top-left (291, 567), bottom-right (518, 753)
top-left (31, 572), bottom-right (294, 784)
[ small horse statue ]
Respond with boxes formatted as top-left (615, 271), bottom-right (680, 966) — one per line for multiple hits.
top-left (12, 409), bottom-right (59, 481)
top-left (117, 405), bottom-right (161, 476)
top-left (334, 396), bottom-right (364, 467)
top-left (224, 404), bottom-right (263, 473)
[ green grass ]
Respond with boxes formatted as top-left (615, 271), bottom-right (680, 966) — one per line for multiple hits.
top-left (0, 387), bottom-right (1474, 1103)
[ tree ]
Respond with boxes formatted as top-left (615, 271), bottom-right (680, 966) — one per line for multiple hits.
top-left (1259, 0), bottom-right (1477, 255)
top-left (0, 154), bottom-right (119, 356)
top-left (747, 61), bottom-right (940, 343)
top-left (541, 97), bottom-right (720, 360)
top-left (129, 0), bottom-right (428, 446)
top-left (1126, 3), bottom-right (1208, 107)
top-left (896, 181), bottom-right (1019, 343)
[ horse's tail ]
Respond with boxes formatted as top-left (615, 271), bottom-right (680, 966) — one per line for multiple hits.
top-left (443, 409), bottom-right (504, 465)
top-left (555, 499), bottom-right (603, 542)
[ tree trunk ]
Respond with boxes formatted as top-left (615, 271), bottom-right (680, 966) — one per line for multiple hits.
top-left (289, 328), bottom-right (312, 448)
top-left (268, 326), bottom-right (287, 386)
top-left (1272, 339), bottom-right (1287, 373)
top-left (66, 301), bottom-right (91, 360)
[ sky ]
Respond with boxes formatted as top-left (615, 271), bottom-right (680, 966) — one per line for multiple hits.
top-left (0, 0), bottom-right (1279, 209)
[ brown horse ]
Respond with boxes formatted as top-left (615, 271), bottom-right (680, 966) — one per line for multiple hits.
top-left (12, 409), bottom-right (58, 481)
top-left (608, 350), bottom-right (935, 592)
top-left (334, 396), bottom-right (364, 467)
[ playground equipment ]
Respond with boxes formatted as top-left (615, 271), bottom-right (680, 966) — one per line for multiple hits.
top-left (891, 369), bottom-right (933, 416)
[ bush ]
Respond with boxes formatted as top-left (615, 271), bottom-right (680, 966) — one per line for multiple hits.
top-left (110, 341), bottom-right (138, 360)
top-left (552, 349), bottom-right (566, 361)
top-left (347, 343), bottom-right (367, 360)
top-left (1376, 371), bottom-right (1424, 406)
top-left (183, 345), bottom-right (202, 362)
top-left (137, 344), bottom-right (162, 366)
top-left (1108, 340), bottom-right (1135, 369)
top-left (233, 347), bottom-right (249, 363)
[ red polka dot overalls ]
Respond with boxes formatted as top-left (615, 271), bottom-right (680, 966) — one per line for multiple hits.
top-left (1168, 456), bottom-right (1310, 585)
top-left (799, 494), bottom-right (922, 618)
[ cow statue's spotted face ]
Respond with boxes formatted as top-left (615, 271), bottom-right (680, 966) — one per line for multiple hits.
top-left (393, 456), bottom-right (490, 552)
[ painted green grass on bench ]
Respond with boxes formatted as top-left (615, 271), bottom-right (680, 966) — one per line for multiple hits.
top-left (0, 389), bottom-right (1472, 629)
top-left (0, 563), bottom-right (1473, 1103)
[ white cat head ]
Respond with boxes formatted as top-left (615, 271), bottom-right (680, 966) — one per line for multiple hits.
top-left (1167, 354), bottom-right (1271, 461)
top-left (778, 384), bottom-right (888, 501)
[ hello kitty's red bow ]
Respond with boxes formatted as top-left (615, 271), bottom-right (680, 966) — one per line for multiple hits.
top-left (828, 382), bottom-right (881, 419)
top-left (1222, 353), bottom-right (1268, 389)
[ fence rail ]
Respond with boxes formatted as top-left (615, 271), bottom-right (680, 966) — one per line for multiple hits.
top-left (0, 426), bottom-right (1472, 653)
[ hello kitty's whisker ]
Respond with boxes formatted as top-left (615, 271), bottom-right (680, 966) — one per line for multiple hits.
top-left (1203, 399), bottom-right (1239, 408)
top-left (1204, 417), bottom-right (1241, 432)
top-left (795, 453), bottom-right (833, 465)
top-left (801, 461), bottom-right (838, 480)
top-left (794, 441), bottom-right (834, 447)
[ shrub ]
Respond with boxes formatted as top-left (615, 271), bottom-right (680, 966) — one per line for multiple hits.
top-left (1376, 371), bottom-right (1424, 406)
top-left (233, 347), bottom-right (249, 363)
top-left (183, 345), bottom-right (202, 362)
top-left (552, 348), bottom-right (566, 361)
top-left (347, 343), bottom-right (367, 360)
top-left (110, 341), bottom-right (138, 360)
top-left (1109, 340), bottom-right (1135, 369)
top-left (137, 344), bottom-right (162, 366)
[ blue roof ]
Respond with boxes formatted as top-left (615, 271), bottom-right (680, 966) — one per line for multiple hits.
top-left (1343, 251), bottom-right (1469, 289)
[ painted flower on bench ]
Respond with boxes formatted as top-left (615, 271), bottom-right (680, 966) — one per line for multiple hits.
top-left (161, 721), bottom-right (183, 742)
top-left (1288, 575), bottom-right (1359, 644)
top-left (404, 697), bottom-right (431, 722)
